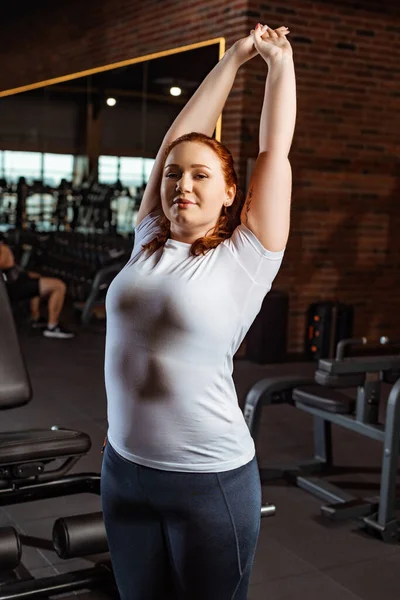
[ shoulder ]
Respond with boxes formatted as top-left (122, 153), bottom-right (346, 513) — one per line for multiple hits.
top-left (219, 224), bottom-right (285, 285)
top-left (224, 224), bottom-right (285, 260)
top-left (135, 208), bottom-right (164, 231)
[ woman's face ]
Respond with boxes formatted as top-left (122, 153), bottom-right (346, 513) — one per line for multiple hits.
top-left (160, 141), bottom-right (235, 243)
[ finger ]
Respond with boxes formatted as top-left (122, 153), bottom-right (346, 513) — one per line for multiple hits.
top-left (260, 26), bottom-right (290, 41)
top-left (253, 23), bottom-right (266, 40)
top-left (276, 26), bottom-right (290, 37)
top-left (250, 29), bottom-right (263, 52)
top-left (251, 24), bottom-right (265, 49)
top-left (253, 23), bottom-right (272, 48)
top-left (264, 25), bottom-right (278, 38)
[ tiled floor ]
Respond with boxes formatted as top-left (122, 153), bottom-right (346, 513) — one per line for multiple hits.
top-left (1, 324), bottom-right (399, 599)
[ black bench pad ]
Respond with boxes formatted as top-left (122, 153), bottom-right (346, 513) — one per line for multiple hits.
top-left (293, 385), bottom-right (355, 414)
top-left (0, 429), bottom-right (91, 465)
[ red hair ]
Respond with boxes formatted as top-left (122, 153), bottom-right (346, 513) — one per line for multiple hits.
top-left (142, 132), bottom-right (244, 256)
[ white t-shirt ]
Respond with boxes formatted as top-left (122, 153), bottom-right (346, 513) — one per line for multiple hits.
top-left (104, 210), bottom-right (284, 472)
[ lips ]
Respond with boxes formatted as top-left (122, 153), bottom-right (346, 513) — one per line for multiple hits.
top-left (174, 197), bottom-right (196, 205)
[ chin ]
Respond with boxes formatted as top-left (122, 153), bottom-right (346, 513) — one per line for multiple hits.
top-left (172, 212), bottom-right (194, 226)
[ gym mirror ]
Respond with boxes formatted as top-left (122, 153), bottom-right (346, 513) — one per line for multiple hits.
top-left (0, 39), bottom-right (223, 234)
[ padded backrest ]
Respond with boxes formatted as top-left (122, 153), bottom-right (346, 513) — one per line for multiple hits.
top-left (0, 272), bottom-right (32, 409)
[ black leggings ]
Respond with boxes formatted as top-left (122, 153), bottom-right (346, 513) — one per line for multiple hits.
top-left (100, 441), bottom-right (262, 600)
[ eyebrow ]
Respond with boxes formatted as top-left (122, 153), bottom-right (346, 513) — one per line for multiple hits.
top-left (164, 163), bottom-right (211, 170)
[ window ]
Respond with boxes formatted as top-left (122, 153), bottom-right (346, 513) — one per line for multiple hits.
top-left (43, 153), bottom-right (74, 187)
top-left (144, 158), bottom-right (155, 182)
top-left (3, 151), bottom-right (42, 183)
top-left (99, 155), bottom-right (119, 183)
top-left (0, 151), bottom-right (156, 188)
top-left (0, 152), bottom-right (5, 180)
top-left (1, 151), bottom-right (74, 187)
top-left (119, 157), bottom-right (145, 187)
top-left (99, 155), bottom-right (155, 188)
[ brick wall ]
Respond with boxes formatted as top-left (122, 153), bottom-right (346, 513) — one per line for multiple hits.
top-left (1, 0), bottom-right (400, 353)
top-left (243, 1), bottom-right (400, 352)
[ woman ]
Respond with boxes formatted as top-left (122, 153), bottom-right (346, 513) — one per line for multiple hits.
top-left (101, 22), bottom-right (296, 600)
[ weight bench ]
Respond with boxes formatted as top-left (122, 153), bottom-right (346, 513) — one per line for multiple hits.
top-left (243, 339), bottom-right (400, 542)
top-left (0, 271), bottom-right (117, 599)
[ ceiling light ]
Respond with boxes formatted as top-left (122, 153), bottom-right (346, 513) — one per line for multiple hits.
top-left (170, 87), bottom-right (182, 97)
top-left (106, 97), bottom-right (117, 106)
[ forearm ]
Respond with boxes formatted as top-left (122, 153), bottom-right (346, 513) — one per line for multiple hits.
top-left (259, 56), bottom-right (296, 156)
top-left (165, 49), bottom-right (240, 140)
top-left (136, 38), bottom-right (250, 224)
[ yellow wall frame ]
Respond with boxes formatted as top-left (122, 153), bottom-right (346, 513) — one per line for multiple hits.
top-left (0, 37), bottom-right (225, 141)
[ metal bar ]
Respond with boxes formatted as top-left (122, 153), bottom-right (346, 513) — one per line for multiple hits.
top-left (296, 476), bottom-right (355, 505)
top-left (377, 378), bottom-right (400, 527)
top-left (295, 403), bottom-right (385, 442)
top-left (313, 416), bottom-right (332, 465)
top-left (297, 477), bottom-right (379, 521)
top-left (260, 504), bottom-right (276, 518)
top-left (356, 378), bottom-right (380, 425)
top-left (243, 375), bottom-right (315, 439)
top-left (321, 498), bottom-right (378, 521)
top-left (0, 474), bottom-right (100, 506)
top-left (18, 536), bottom-right (53, 551)
top-left (0, 566), bottom-right (113, 600)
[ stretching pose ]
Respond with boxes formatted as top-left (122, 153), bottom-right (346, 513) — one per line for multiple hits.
top-left (101, 23), bottom-right (296, 600)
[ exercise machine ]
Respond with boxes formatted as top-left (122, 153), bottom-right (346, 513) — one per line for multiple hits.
top-left (0, 271), bottom-right (117, 598)
top-left (243, 337), bottom-right (400, 542)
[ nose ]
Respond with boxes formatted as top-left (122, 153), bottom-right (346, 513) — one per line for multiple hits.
top-left (176, 172), bottom-right (193, 193)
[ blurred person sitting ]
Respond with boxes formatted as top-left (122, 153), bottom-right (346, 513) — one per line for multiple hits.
top-left (0, 238), bottom-right (74, 339)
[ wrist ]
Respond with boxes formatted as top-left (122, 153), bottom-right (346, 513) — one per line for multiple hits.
top-left (223, 46), bottom-right (244, 70)
top-left (265, 53), bottom-right (294, 70)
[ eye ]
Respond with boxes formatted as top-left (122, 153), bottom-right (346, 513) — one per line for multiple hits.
top-left (166, 172), bottom-right (179, 179)
top-left (195, 173), bottom-right (208, 179)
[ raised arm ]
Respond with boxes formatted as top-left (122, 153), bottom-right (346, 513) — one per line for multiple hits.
top-left (241, 23), bottom-right (296, 252)
top-left (136, 35), bottom-right (258, 226)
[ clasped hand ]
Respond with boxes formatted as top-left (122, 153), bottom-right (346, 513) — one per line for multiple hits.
top-left (230, 22), bottom-right (293, 67)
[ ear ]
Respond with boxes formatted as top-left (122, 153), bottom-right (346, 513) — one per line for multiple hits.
top-left (225, 184), bottom-right (236, 206)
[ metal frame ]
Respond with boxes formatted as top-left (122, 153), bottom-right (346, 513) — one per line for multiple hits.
top-left (0, 473), bottom-right (100, 506)
top-left (0, 471), bottom-right (119, 599)
top-left (76, 260), bottom-right (125, 325)
top-left (243, 372), bottom-right (400, 542)
top-left (0, 562), bottom-right (114, 600)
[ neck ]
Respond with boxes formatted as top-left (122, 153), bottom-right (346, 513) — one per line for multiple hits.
top-left (169, 224), bottom-right (211, 245)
